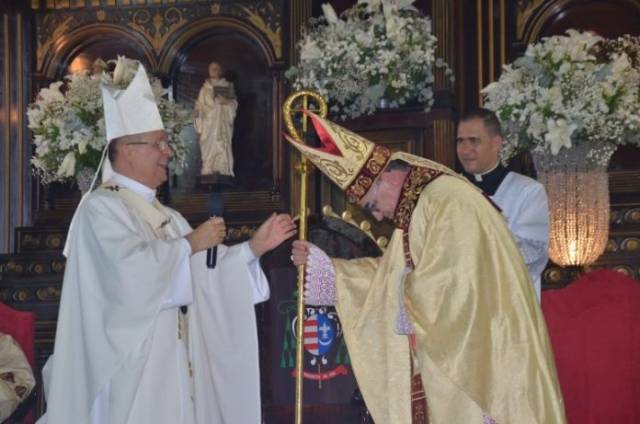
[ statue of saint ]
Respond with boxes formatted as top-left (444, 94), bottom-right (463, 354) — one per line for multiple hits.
top-left (193, 62), bottom-right (238, 176)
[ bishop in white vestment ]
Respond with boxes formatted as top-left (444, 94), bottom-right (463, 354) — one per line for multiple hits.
top-left (38, 60), bottom-right (296, 424)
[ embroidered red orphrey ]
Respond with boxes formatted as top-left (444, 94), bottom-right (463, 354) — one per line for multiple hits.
top-left (345, 145), bottom-right (392, 203)
top-left (392, 166), bottom-right (443, 268)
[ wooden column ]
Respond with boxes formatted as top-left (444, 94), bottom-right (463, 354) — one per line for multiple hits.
top-left (0, 2), bottom-right (32, 254)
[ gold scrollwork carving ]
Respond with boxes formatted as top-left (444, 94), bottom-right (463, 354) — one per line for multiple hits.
top-left (13, 289), bottom-right (34, 302)
top-left (240, 4), bottom-right (282, 59)
top-left (37, 16), bottom-right (73, 70)
top-left (5, 261), bottom-right (15, 272)
top-left (45, 234), bottom-right (63, 249)
top-left (605, 239), bottom-right (618, 253)
top-left (611, 209), bottom-right (620, 222)
top-left (516, 0), bottom-right (545, 39)
top-left (51, 260), bottom-right (65, 273)
top-left (6, 262), bottom-right (24, 274)
top-left (21, 234), bottom-right (40, 250)
top-left (621, 237), bottom-right (640, 252)
top-left (226, 225), bottom-right (256, 241)
top-left (36, 287), bottom-right (61, 302)
top-left (612, 265), bottom-right (634, 277)
top-left (625, 208), bottom-right (640, 224)
top-left (544, 267), bottom-right (564, 284)
top-left (128, 7), bottom-right (187, 53)
top-left (30, 263), bottom-right (46, 275)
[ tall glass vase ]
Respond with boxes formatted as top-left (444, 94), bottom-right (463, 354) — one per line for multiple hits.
top-left (531, 143), bottom-right (616, 266)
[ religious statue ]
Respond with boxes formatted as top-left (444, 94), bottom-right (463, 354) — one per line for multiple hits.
top-left (193, 61), bottom-right (238, 177)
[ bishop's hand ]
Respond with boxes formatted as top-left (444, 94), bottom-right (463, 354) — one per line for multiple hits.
top-left (249, 213), bottom-right (297, 257)
top-left (291, 240), bottom-right (312, 266)
top-left (186, 217), bottom-right (226, 254)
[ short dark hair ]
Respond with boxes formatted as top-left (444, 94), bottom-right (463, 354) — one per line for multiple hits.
top-left (385, 159), bottom-right (410, 172)
top-left (107, 133), bottom-right (138, 163)
top-left (107, 138), bottom-right (120, 163)
top-left (459, 108), bottom-right (503, 138)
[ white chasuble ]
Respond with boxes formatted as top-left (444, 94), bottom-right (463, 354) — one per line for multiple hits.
top-left (39, 175), bottom-right (265, 424)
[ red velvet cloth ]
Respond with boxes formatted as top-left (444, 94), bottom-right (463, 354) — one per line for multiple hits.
top-left (542, 269), bottom-right (640, 424)
top-left (0, 302), bottom-right (35, 367)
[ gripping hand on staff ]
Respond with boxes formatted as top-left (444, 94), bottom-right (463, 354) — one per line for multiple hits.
top-left (291, 240), bottom-right (312, 266)
top-left (186, 217), bottom-right (226, 254)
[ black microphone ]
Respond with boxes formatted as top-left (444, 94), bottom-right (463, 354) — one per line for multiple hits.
top-left (206, 192), bottom-right (224, 269)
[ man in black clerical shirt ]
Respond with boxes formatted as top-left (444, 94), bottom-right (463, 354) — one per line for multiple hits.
top-left (456, 108), bottom-right (549, 298)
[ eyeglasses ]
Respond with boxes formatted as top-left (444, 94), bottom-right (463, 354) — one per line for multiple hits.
top-left (126, 140), bottom-right (171, 151)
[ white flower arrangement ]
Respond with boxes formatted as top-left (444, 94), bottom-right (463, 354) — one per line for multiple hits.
top-left (28, 57), bottom-right (191, 184)
top-left (286, 0), bottom-right (453, 120)
top-left (483, 30), bottom-right (640, 163)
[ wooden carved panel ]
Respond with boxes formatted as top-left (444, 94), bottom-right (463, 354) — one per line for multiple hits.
top-left (30, 1), bottom-right (289, 228)
top-left (516, 0), bottom-right (640, 44)
top-left (34, 1), bottom-right (284, 78)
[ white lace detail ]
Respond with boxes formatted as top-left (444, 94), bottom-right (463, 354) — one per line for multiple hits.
top-left (303, 244), bottom-right (337, 306)
top-left (483, 414), bottom-right (497, 423)
top-left (396, 267), bottom-right (415, 335)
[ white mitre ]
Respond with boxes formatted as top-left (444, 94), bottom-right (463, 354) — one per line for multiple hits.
top-left (63, 59), bottom-right (164, 257)
top-left (100, 59), bottom-right (164, 182)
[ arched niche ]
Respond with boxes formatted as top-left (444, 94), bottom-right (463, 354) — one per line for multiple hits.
top-left (521, 0), bottom-right (640, 43)
top-left (39, 24), bottom-right (156, 80)
top-left (163, 17), bottom-right (283, 191)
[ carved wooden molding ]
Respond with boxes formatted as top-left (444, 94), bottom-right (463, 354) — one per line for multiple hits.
top-left (39, 22), bottom-right (157, 79)
top-left (516, 0), bottom-right (640, 44)
top-left (516, 0), bottom-right (546, 40)
top-left (610, 171), bottom-right (640, 194)
top-left (157, 15), bottom-right (279, 74)
top-left (35, 1), bottom-right (284, 75)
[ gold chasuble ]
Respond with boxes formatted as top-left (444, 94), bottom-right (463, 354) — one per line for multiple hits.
top-left (333, 166), bottom-right (566, 424)
top-left (285, 110), bottom-right (565, 424)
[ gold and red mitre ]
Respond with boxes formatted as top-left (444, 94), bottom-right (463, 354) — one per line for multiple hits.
top-left (285, 111), bottom-right (392, 203)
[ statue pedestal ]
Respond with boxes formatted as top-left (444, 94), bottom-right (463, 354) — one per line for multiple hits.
top-left (197, 173), bottom-right (235, 191)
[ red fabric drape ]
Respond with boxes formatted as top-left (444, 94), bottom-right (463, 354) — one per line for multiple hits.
top-left (0, 302), bottom-right (35, 367)
top-left (542, 269), bottom-right (640, 424)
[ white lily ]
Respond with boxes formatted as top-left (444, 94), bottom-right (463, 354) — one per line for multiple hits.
top-left (546, 118), bottom-right (577, 155)
top-left (78, 139), bottom-right (88, 155)
top-left (321, 3), bottom-right (339, 25)
top-left (57, 151), bottom-right (76, 178)
top-left (112, 55), bottom-right (126, 85)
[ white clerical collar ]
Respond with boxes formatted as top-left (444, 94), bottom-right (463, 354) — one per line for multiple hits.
top-left (110, 172), bottom-right (157, 203)
top-left (473, 162), bottom-right (500, 182)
